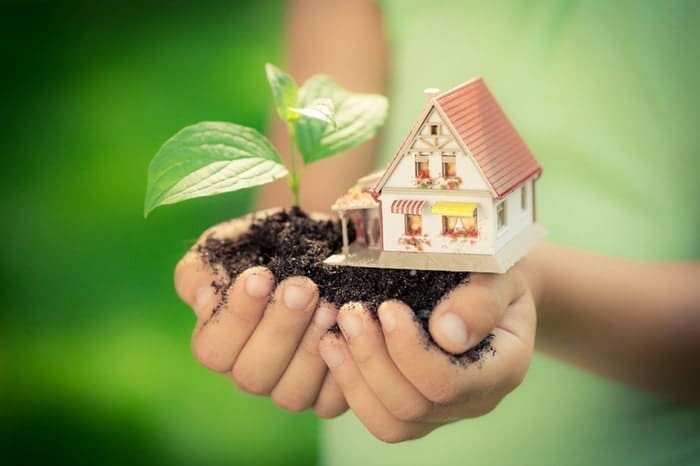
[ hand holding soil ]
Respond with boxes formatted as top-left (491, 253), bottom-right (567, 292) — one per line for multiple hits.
top-left (320, 270), bottom-right (535, 442)
top-left (175, 209), bottom-right (349, 417)
top-left (174, 209), bottom-right (536, 442)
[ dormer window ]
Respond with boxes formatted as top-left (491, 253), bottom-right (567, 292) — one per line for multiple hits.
top-left (429, 124), bottom-right (440, 136)
top-left (415, 154), bottom-right (430, 178)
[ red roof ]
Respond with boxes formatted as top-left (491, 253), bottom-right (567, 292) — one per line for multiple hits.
top-left (435, 77), bottom-right (541, 198)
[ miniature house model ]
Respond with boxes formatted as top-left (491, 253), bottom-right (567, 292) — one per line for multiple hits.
top-left (326, 77), bottom-right (546, 273)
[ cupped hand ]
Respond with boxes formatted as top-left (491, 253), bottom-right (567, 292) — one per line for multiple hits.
top-left (174, 211), bottom-right (348, 418)
top-left (318, 268), bottom-right (536, 443)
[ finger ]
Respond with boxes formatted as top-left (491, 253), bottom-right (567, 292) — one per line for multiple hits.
top-left (174, 214), bottom-right (259, 319)
top-left (487, 288), bottom-right (537, 390)
top-left (313, 373), bottom-right (349, 419)
top-left (379, 299), bottom-right (532, 405)
top-left (428, 271), bottom-right (525, 354)
top-left (337, 303), bottom-right (432, 422)
top-left (271, 302), bottom-right (339, 412)
top-left (232, 276), bottom-right (319, 395)
top-left (319, 333), bottom-right (430, 443)
top-left (191, 266), bottom-right (274, 372)
top-left (498, 285), bottom-right (537, 350)
top-left (174, 252), bottom-right (226, 321)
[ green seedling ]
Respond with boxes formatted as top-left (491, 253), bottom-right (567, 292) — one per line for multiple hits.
top-left (144, 64), bottom-right (388, 216)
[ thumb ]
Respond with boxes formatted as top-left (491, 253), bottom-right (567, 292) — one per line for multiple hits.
top-left (173, 209), bottom-right (269, 315)
top-left (428, 272), bottom-right (524, 354)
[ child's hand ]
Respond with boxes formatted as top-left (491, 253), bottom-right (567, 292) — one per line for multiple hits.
top-left (174, 215), bottom-right (348, 418)
top-left (319, 270), bottom-right (536, 443)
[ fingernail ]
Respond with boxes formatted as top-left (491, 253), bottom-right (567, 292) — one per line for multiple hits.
top-left (195, 285), bottom-right (216, 314)
top-left (313, 305), bottom-right (337, 330)
top-left (283, 283), bottom-right (313, 311)
top-left (378, 307), bottom-right (396, 332)
top-left (438, 313), bottom-right (469, 349)
top-left (339, 313), bottom-right (362, 339)
top-left (320, 347), bottom-right (345, 368)
top-left (245, 273), bottom-right (272, 298)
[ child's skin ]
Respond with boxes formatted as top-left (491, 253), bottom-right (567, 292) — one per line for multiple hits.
top-left (174, 0), bottom-right (700, 443)
top-left (175, 214), bottom-right (700, 442)
top-left (175, 212), bottom-right (535, 442)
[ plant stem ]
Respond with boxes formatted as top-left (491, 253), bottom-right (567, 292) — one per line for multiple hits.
top-left (286, 122), bottom-right (302, 206)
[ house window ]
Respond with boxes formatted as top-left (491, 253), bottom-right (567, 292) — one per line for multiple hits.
top-left (442, 216), bottom-right (459, 234)
top-left (415, 154), bottom-right (430, 178)
top-left (442, 214), bottom-right (478, 238)
top-left (521, 185), bottom-right (527, 211)
top-left (430, 124), bottom-right (440, 136)
top-left (496, 201), bottom-right (507, 230)
top-left (442, 154), bottom-right (457, 177)
top-left (405, 214), bottom-right (422, 235)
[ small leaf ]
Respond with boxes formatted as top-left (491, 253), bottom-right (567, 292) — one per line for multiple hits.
top-left (295, 76), bottom-right (388, 164)
top-left (287, 98), bottom-right (335, 126)
top-left (265, 63), bottom-right (298, 120)
top-left (144, 121), bottom-right (288, 216)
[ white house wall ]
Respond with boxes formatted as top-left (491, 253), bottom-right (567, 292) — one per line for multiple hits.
top-left (383, 108), bottom-right (489, 192)
top-left (380, 190), bottom-right (496, 256)
top-left (494, 179), bottom-right (536, 251)
top-left (409, 109), bottom-right (462, 152)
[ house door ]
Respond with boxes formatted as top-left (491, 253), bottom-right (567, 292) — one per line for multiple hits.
top-left (350, 212), bottom-right (366, 246)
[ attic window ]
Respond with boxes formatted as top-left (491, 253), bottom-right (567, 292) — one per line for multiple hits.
top-left (430, 124), bottom-right (440, 136)
top-left (521, 185), bottom-right (528, 211)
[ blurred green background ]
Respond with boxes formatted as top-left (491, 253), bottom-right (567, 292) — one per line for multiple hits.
top-left (1, 1), bottom-right (319, 465)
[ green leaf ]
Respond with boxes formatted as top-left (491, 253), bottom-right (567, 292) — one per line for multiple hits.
top-left (265, 63), bottom-right (298, 120)
top-left (295, 75), bottom-right (388, 164)
top-left (144, 121), bottom-right (288, 216)
top-left (287, 98), bottom-right (335, 126)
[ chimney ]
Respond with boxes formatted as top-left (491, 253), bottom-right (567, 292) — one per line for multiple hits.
top-left (424, 87), bottom-right (440, 103)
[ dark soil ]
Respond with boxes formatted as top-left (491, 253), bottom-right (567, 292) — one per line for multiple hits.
top-left (197, 207), bottom-right (494, 366)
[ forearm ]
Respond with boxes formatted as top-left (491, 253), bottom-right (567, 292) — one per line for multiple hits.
top-left (256, 0), bottom-right (388, 214)
top-left (522, 242), bottom-right (700, 401)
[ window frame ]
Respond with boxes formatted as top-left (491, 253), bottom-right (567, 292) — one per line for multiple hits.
top-left (405, 214), bottom-right (422, 235)
top-left (414, 153), bottom-right (430, 178)
top-left (442, 215), bottom-right (460, 234)
top-left (441, 154), bottom-right (457, 178)
top-left (496, 201), bottom-right (507, 231)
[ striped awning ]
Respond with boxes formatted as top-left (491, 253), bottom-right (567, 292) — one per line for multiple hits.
top-left (391, 199), bottom-right (425, 215)
top-left (431, 202), bottom-right (477, 217)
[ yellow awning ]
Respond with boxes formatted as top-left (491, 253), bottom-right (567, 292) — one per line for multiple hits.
top-left (431, 202), bottom-right (476, 217)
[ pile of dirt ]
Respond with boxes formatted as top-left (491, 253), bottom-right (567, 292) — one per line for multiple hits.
top-left (197, 207), bottom-right (494, 365)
